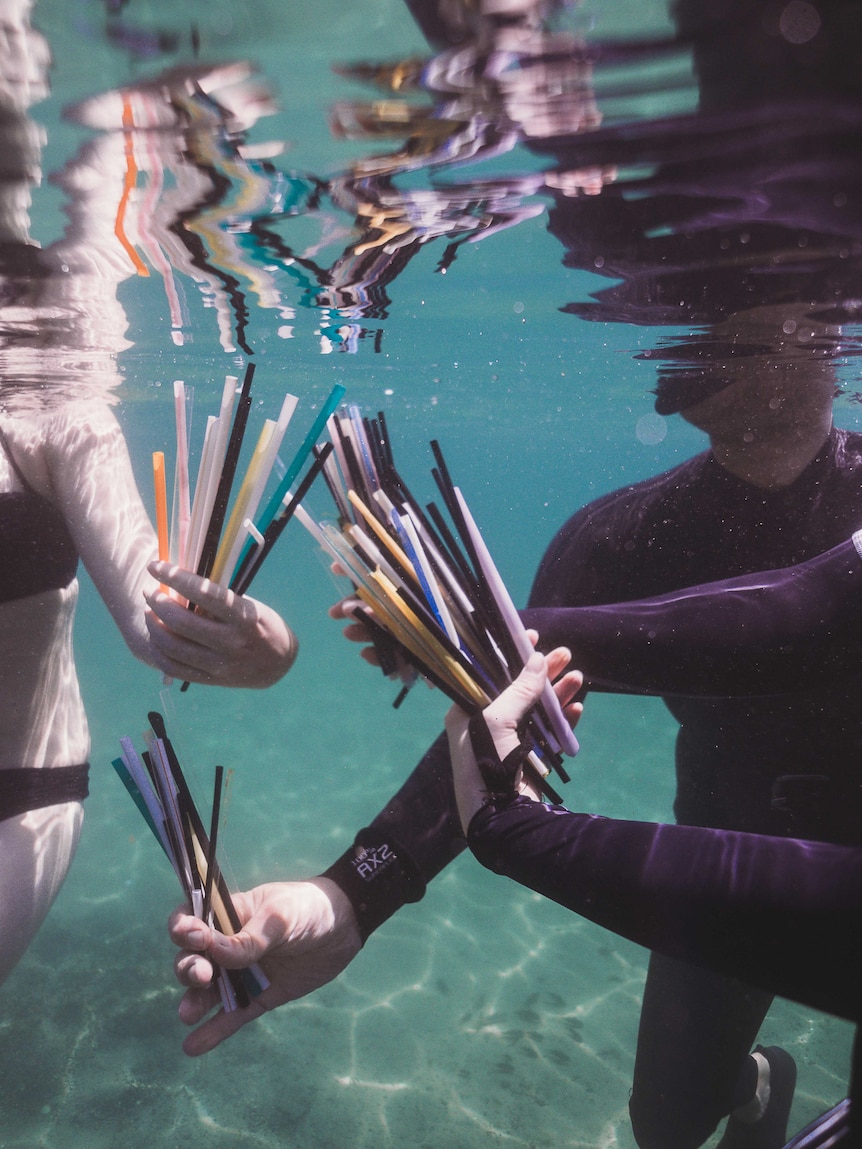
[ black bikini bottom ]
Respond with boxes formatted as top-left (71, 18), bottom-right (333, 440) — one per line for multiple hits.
top-left (0, 764), bottom-right (90, 824)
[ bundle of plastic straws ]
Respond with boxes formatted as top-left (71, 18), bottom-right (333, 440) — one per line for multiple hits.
top-left (297, 405), bottom-right (579, 800)
top-left (112, 712), bottom-right (266, 1012)
top-left (151, 362), bottom-right (344, 599)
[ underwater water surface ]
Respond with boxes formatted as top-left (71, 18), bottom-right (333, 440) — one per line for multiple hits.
top-left (2, 0), bottom-right (861, 1145)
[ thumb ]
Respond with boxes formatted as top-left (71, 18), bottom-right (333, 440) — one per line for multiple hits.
top-left (485, 651), bottom-right (548, 728)
top-left (206, 916), bottom-right (274, 969)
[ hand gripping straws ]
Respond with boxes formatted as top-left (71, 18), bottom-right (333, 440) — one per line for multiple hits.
top-left (112, 711), bottom-right (268, 1012)
top-left (153, 364), bottom-right (344, 688)
top-left (297, 406), bottom-right (579, 802)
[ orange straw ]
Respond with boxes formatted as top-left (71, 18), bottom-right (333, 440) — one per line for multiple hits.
top-left (153, 452), bottom-right (169, 590)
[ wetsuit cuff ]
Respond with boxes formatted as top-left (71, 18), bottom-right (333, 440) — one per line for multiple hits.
top-left (468, 712), bottom-right (530, 804)
top-left (322, 829), bottom-right (426, 944)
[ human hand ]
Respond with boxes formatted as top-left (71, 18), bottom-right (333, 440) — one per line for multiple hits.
top-left (328, 590), bottom-right (415, 684)
top-left (168, 877), bottom-right (362, 1056)
top-left (144, 561), bottom-right (297, 688)
top-left (328, 591), bottom-right (380, 665)
top-left (445, 641), bottom-right (583, 833)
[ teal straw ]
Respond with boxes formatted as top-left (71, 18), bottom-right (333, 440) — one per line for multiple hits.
top-left (229, 382), bottom-right (346, 586)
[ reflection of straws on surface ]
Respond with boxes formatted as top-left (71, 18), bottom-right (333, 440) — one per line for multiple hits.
top-left (298, 409), bottom-right (578, 797)
top-left (115, 96), bottom-right (151, 278)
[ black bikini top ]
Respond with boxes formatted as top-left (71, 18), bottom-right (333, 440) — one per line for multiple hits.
top-left (0, 425), bottom-right (79, 604)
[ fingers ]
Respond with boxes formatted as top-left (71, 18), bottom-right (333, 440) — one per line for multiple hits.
top-left (174, 949), bottom-right (216, 990)
top-left (328, 595), bottom-right (370, 633)
top-left (143, 609), bottom-right (224, 684)
top-left (181, 997), bottom-right (268, 1057)
top-left (169, 904), bottom-right (271, 1056)
top-left (149, 562), bottom-right (252, 622)
top-left (481, 646), bottom-right (583, 763)
top-left (169, 905), bottom-right (268, 972)
top-left (145, 563), bottom-right (296, 687)
top-left (484, 650), bottom-right (549, 727)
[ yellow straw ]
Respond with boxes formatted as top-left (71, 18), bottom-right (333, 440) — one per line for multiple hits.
top-left (209, 421), bottom-right (276, 584)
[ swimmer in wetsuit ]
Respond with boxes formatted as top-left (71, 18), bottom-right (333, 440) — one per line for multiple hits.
top-left (446, 650), bottom-right (862, 1147)
top-left (169, 538), bottom-right (862, 1146)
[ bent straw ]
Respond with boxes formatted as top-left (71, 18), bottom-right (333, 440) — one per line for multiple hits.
top-left (230, 442), bottom-right (334, 595)
top-left (214, 391), bottom-right (298, 586)
top-left (209, 419), bottom-right (277, 583)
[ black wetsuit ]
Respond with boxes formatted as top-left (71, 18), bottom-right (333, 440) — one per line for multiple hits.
top-left (527, 430), bottom-right (862, 1148)
top-left (468, 797), bottom-right (862, 1028)
top-left (0, 426), bottom-right (89, 822)
top-left (327, 426), bottom-right (862, 1149)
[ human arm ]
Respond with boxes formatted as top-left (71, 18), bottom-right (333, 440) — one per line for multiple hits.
top-left (333, 533), bottom-right (862, 700)
top-left (469, 800), bottom-right (862, 1022)
top-left (523, 533), bottom-right (862, 696)
top-left (41, 402), bottom-right (296, 687)
top-left (169, 732), bottom-right (461, 1053)
top-left (453, 652), bottom-right (862, 1023)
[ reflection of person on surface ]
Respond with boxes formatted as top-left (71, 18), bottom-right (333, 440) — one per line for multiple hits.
top-left (0, 0), bottom-right (296, 990)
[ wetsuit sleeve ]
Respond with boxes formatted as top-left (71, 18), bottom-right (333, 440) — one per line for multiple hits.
top-left (468, 796), bottom-right (862, 1022)
top-left (323, 534), bottom-right (862, 934)
top-left (322, 732), bottom-right (467, 942)
top-left (523, 537), bottom-right (862, 696)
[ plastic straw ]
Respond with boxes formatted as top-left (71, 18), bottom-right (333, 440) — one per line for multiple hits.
top-left (173, 381), bottom-right (192, 567)
top-left (214, 392), bottom-right (297, 586)
top-left (196, 367), bottom-right (254, 578)
top-left (454, 487), bottom-right (579, 758)
top-left (189, 375), bottom-right (239, 573)
top-left (153, 452), bottom-right (169, 593)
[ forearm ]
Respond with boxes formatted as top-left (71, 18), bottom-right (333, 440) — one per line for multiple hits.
top-left (523, 536), bottom-right (862, 696)
top-left (323, 732), bottom-right (466, 941)
top-left (469, 796), bottom-right (862, 1021)
top-left (50, 403), bottom-right (157, 661)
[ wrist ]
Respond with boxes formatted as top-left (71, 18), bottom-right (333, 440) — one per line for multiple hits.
top-left (322, 829), bottom-right (425, 944)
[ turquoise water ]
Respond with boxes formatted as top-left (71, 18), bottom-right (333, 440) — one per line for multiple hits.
top-left (3, 0), bottom-right (861, 1145)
